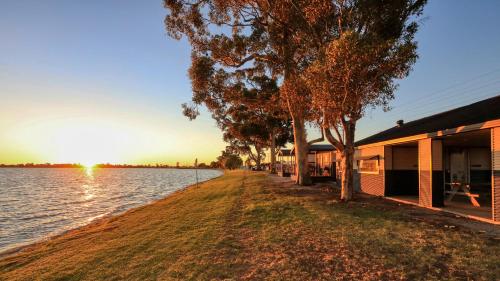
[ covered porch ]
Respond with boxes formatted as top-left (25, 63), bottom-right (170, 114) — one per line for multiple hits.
top-left (441, 129), bottom-right (492, 220)
top-left (277, 149), bottom-right (293, 177)
top-left (386, 129), bottom-right (495, 221)
top-left (288, 144), bottom-right (338, 182)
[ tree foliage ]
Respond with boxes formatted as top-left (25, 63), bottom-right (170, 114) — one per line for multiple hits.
top-left (301, 0), bottom-right (426, 200)
top-left (165, 0), bottom-right (427, 195)
top-left (182, 53), bottom-right (291, 169)
top-left (217, 149), bottom-right (243, 170)
top-left (209, 161), bottom-right (220, 168)
top-left (164, 0), bottom-right (325, 184)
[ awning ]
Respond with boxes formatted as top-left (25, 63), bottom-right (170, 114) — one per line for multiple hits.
top-left (278, 149), bottom-right (292, 156)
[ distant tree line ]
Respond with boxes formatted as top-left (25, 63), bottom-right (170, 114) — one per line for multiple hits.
top-left (0, 163), bottom-right (219, 169)
top-left (0, 163), bottom-right (84, 168)
top-left (165, 0), bottom-right (427, 201)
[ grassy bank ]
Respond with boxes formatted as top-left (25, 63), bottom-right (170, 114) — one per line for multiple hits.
top-left (0, 171), bottom-right (499, 280)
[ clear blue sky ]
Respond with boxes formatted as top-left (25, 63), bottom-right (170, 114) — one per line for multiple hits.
top-left (1, 0), bottom-right (499, 164)
top-left (357, 0), bottom-right (500, 139)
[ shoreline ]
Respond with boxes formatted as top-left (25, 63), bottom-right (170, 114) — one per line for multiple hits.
top-left (0, 171), bottom-right (224, 259)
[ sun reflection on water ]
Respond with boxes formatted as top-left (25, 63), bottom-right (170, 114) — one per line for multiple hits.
top-left (82, 166), bottom-right (96, 202)
top-left (84, 165), bottom-right (94, 178)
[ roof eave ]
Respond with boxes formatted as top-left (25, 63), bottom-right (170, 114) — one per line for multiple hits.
top-left (356, 119), bottom-right (500, 149)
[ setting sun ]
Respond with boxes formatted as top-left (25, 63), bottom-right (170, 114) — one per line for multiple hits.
top-left (49, 120), bottom-right (125, 165)
top-left (0, 107), bottom-right (224, 165)
top-left (81, 161), bottom-right (97, 168)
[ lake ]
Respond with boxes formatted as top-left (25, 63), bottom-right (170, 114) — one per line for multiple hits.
top-left (0, 168), bottom-right (222, 253)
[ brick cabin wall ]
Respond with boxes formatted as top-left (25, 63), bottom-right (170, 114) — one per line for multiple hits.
top-left (360, 172), bottom-right (385, 196)
top-left (356, 146), bottom-right (385, 196)
top-left (492, 127), bottom-right (500, 221)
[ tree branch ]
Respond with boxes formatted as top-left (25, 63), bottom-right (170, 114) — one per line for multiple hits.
top-left (222, 53), bottom-right (272, 68)
top-left (324, 127), bottom-right (344, 151)
top-left (332, 123), bottom-right (345, 145)
top-left (308, 129), bottom-right (324, 145)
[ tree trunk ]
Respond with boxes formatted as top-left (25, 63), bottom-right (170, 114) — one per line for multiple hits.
top-left (270, 132), bottom-right (277, 174)
top-left (254, 148), bottom-right (262, 171)
top-left (292, 115), bottom-right (312, 185)
top-left (281, 28), bottom-right (310, 185)
top-left (340, 122), bottom-right (356, 201)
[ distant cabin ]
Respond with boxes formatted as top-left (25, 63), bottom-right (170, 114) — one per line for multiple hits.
top-left (278, 144), bottom-right (338, 183)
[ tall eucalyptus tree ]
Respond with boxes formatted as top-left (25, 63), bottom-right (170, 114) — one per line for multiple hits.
top-left (164, 0), bottom-right (325, 184)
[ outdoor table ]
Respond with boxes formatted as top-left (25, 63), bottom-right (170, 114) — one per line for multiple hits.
top-left (445, 182), bottom-right (480, 207)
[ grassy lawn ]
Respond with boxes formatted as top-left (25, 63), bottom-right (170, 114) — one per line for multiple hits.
top-left (1, 170), bottom-right (499, 280)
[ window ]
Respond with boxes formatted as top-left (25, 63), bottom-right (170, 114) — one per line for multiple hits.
top-left (358, 159), bottom-right (379, 174)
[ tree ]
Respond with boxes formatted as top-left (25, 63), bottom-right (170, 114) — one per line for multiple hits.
top-left (303, 0), bottom-right (426, 200)
top-left (164, 0), bottom-right (425, 188)
top-left (183, 54), bottom-right (291, 171)
top-left (222, 76), bottom-right (291, 170)
top-left (217, 149), bottom-right (243, 170)
top-left (164, 0), bottom-right (325, 185)
top-left (225, 155), bottom-right (243, 170)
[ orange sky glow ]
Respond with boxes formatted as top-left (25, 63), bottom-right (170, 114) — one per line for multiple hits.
top-left (0, 89), bottom-right (225, 166)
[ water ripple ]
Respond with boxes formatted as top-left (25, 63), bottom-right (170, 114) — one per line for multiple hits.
top-left (0, 168), bottom-right (221, 252)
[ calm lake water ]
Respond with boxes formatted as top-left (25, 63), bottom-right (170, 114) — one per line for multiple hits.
top-left (0, 168), bottom-right (222, 253)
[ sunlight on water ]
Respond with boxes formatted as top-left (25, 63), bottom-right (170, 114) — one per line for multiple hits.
top-left (0, 168), bottom-right (222, 253)
top-left (82, 166), bottom-right (95, 201)
top-left (84, 165), bottom-right (94, 178)
top-left (82, 184), bottom-right (95, 202)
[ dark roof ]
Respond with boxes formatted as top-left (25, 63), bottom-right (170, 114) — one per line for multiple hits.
top-left (287, 144), bottom-right (336, 155)
top-left (356, 95), bottom-right (500, 146)
top-left (278, 149), bottom-right (292, 156)
top-left (309, 144), bottom-right (335, 152)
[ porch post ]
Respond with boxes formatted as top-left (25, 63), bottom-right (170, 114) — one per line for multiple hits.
top-left (384, 145), bottom-right (393, 196)
top-left (418, 138), bottom-right (444, 207)
top-left (492, 127), bottom-right (500, 221)
top-left (278, 153), bottom-right (281, 173)
top-left (432, 139), bottom-right (444, 207)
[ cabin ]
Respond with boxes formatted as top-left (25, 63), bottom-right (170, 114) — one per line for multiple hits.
top-left (277, 149), bottom-right (293, 177)
top-left (278, 144), bottom-right (338, 182)
top-left (354, 95), bottom-right (500, 223)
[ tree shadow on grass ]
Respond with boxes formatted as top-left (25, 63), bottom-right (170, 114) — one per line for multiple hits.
top-left (256, 176), bottom-right (500, 281)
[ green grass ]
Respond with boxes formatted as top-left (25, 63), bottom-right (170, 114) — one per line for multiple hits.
top-left (0, 171), bottom-right (498, 280)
